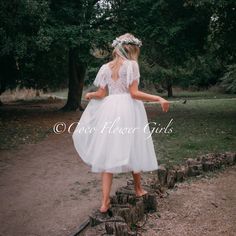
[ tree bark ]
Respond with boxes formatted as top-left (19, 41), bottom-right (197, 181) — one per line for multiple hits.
top-left (0, 55), bottom-right (19, 105)
top-left (166, 78), bottom-right (173, 97)
top-left (61, 48), bottom-right (87, 111)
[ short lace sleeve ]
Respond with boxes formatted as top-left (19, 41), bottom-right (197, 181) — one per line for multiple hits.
top-left (126, 60), bottom-right (140, 88)
top-left (93, 64), bottom-right (108, 89)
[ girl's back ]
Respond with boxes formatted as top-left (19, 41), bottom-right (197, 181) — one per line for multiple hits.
top-left (93, 59), bottom-right (140, 95)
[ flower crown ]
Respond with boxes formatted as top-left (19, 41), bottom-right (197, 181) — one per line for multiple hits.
top-left (111, 36), bottom-right (142, 48)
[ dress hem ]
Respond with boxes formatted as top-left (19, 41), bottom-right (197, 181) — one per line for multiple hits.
top-left (72, 137), bottom-right (158, 174)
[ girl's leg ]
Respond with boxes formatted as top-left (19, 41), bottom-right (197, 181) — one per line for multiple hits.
top-left (100, 172), bottom-right (113, 212)
top-left (132, 171), bottom-right (148, 197)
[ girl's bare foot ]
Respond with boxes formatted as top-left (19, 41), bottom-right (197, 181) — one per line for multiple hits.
top-left (99, 198), bottom-right (111, 213)
top-left (135, 189), bottom-right (148, 197)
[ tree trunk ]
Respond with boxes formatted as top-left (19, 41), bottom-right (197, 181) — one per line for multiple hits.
top-left (0, 55), bottom-right (19, 105)
top-left (166, 78), bottom-right (173, 97)
top-left (61, 48), bottom-right (86, 111)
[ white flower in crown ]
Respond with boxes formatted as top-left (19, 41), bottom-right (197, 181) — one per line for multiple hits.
top-left (111, 37), bottom-right (142, 48)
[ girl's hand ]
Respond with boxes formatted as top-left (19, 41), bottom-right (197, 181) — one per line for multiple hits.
top-left (85, 92), bottom-right (93, 100)
top-left (160, 98), bottom-right (170, 112)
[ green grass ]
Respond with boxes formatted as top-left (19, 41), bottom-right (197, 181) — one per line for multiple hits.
top-left (168, 90), bottom-right (235, 99)
top-left (154, 89), bottom-right (236, 101)
top-left (148, 98), bottom-right (236, 168)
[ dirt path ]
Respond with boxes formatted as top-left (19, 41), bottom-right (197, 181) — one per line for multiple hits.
top-left (0, 130), bottom-right (136, 236)
top-left (140, 165), bottom-right (236, 236)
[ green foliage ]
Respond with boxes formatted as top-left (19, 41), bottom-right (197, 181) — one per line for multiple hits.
top-left (107, 0), bottom-right (215, 92)
top-left (0, 0), bottom-right (235, 94)
top-left (218, 64), bottom-right (236, 94)
top-left (0, 0), bottom-right (115, 92)
top-left (189, 0), bottom-right (236, 63)
top-left (179, 55), bottom-right (222, 89)
top-left (0, 0), bottom-right (50, 58)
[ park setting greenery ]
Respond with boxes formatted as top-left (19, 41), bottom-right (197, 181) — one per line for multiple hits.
top-left (1, 0), bottom-right (236, 108)
top-left (0, 0), bottom-right (235, 166)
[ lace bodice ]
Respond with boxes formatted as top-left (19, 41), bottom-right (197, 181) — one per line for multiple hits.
top-left (93, 60), bottom-right (140, 95)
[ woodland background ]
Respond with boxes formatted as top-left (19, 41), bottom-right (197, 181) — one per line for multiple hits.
top-left (0, 0), bottom-right (235, 111)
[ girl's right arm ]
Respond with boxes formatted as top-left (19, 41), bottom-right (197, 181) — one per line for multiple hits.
top-left (129, 81), bottom-right (170, 112)
top-left (85, 87), bottom-right (107, 100)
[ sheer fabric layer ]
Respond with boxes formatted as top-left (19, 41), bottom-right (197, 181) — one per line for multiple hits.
top-left (72, 93), bottom-right (158, 173)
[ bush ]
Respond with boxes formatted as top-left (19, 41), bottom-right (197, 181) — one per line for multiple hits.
top-left (218, 64), bottom-right (236, 94)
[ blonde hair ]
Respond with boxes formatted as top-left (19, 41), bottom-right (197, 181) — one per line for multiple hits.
top-left (109, 33), bottom-right (140, 81)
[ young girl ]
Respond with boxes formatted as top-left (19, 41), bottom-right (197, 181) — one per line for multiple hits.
top-left (72, 33), bottom-right (169, 213)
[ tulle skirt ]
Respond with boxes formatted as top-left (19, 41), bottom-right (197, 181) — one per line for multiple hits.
top-left (72, 93), bottom-right (158, 173)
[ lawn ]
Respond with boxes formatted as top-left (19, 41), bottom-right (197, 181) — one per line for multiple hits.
top-left (147, 97), bottom-right (236, 167)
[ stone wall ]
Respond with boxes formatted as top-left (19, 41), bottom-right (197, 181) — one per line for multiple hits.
top-left (81, 152), bottom-right (236, 236)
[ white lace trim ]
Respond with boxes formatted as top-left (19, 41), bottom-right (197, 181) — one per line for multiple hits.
top-left (93, 60), bottom-right (140, 94)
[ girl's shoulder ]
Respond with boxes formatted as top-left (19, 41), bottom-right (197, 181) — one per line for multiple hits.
top-left (124, 59), bottom-right (138, 64)
top-left (99, 63), bottom-right (109, 71)
top-left (128, 60), bottom-right (139, 70)
top-left (126, 60), bottom-right (139, 68)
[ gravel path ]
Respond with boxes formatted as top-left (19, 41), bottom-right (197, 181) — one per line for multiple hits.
top-left (139, 166), bottom-right (236, 236)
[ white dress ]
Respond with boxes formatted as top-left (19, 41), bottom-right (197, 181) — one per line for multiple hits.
top-left (72, 59), bottom-right (158, 173)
